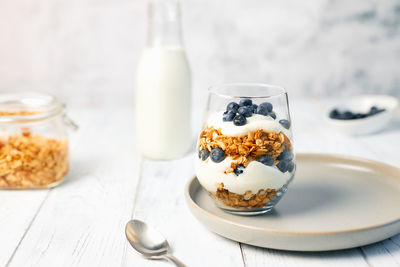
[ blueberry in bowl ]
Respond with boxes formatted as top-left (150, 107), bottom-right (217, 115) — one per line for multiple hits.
top-left (325, 95), bottom-right (398, 135)
top-left (329, 106), bottom-right (385, 120)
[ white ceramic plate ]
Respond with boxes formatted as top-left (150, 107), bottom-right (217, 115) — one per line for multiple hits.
top-left (185, 153), bottom-right (400, 251)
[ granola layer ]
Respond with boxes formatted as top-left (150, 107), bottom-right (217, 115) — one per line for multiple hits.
top-left (0, 132), bottom-right (69, 188)
top-left (213, 184), bottom-right (277, 209)
top-left (198, 126), bottom-right (292, 169)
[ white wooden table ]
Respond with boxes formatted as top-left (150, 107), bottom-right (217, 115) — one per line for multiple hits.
top-left (1, 98), bottom-right (399, 267)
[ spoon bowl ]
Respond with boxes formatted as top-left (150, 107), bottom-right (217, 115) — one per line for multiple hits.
top-left (125, 219), bottom-right (186, 267)
top-left (125, 219), bottom-right (169, 258)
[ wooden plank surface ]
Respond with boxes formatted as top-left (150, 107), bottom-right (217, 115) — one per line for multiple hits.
top-left (5, 106), bottom-right (142, 267)
top-left (0, 190), bottom-right (48, 266)
top-left (241, 244), bottom-right (369, 267)
top-left (123, 155), bottom-right (245, 267)
top-left (0, 98), bottom-right (399, 267)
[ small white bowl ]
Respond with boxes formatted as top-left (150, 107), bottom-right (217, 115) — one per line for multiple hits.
top-left (325, 95), bottom-right (399, 135)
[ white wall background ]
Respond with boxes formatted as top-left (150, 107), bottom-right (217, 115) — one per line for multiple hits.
top-left (0, 0), bottom-right (399, 105)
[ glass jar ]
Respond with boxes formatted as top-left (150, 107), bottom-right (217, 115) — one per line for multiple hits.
top-left (195, 83), bottom-right (295, 215)
top-left (0, 92), bottom-right (75, 189)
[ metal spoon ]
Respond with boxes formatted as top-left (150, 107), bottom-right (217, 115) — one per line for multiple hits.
top-left (125, 219), bottom-right (186, 267)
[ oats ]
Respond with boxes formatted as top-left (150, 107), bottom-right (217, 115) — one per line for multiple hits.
top-left (256, 139), bottom-right (263, 146)
top-left (0, 132), bottom-right (68, 189)
top-left (214, 187), bottom-right (277, 210)
top-left (243, 190), bottom-right (253, 200)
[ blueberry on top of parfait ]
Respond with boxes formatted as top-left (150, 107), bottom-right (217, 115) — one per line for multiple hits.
top-left (238, 106), bottom-right (252, 117)
top-left (256, 105), bottom-right (269, 116)
top-left (223, 110), bottom-right (236, 122)
top-left (250, 104), bottom-right (258, 113)
top-left (259, 102), bottom-right (273, 113)
top-left (233, 114), bottom-right (247, 126)
top-left (256, 102), bottom-right (273, 116)
top-left (239, 99), bottom-right (252, 107)
top-left (227, 102), bottom-right (239, 112)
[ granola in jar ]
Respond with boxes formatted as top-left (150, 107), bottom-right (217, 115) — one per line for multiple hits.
top-left (0, 93), bottom-right (73, 189)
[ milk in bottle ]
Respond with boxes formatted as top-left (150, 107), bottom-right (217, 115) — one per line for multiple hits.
top-left (135, 0), bottom-right (192, 160)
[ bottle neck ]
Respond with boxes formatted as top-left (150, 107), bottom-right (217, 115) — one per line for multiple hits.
top-left (146, 0), bottom-right (183, 48)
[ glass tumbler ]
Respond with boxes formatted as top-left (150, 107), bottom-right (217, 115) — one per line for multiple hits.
top-left (195, 83), bottom-right (295, 215)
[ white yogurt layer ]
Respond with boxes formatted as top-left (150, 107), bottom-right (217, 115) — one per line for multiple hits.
top-left (195, 157), bottom-right (292, 195)
top-left (206, 111), bottom-right (292, 141)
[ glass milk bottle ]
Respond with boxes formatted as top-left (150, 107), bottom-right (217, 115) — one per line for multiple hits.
top-left (135, 0), bottom-right (192, 160)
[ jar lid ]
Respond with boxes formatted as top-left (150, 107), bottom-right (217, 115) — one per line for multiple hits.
top-left (0, 92), bottom-right (64, 123)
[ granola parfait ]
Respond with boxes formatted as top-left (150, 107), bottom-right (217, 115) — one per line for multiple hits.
top-left (195, 83), bottom-right (295, 215)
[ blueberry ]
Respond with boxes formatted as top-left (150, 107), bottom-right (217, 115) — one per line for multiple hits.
top-left (256, 105), bottom-right (269, 116)
top-left (277, 148), bottom-right (294, 161)
top-left (331, 107), bottom-right (386, 120)
top-left (277, 160), bottom-right (289, 173)
top-left (234, 164), bottom-right (245, 176)
top-left (259, 102), bottom-right (273, 112)
top-left (343, 111), bottom-right (354, 120)
top-left (239, 99), bottom-right (252, 106)
top-left (329, 109), bottom-right (340, 119)
top-left (354, 113), bottom-right (367, 119)
top-left (199, 149), bottom-right (209, 161)
top-left (223, 110), bottom-right (236, 122)
top-left (251, 104), bottom-right (258, 113)
top-left (370, 106), bottom-right (385, 116)
top-left (233, 114), bottom-right (247, 126)
top-left (238, 106), bottom-right (252, 117)
top-left (287, 161), bottom-right (295, 172)
top-left (210, 148), bottom-right (225, 163)
top-left (258, 155), bottom-right (274, 166)
top-left (269, 112), bottom-right (276, 120)
top-left (279, 119), bottom-right (291, 129)
top-left (227, 102), bottom-right (239, 112)
top-left (370, 106), bottom-right (379, 115)
top-left (335, 113), bottom-right (345, 120)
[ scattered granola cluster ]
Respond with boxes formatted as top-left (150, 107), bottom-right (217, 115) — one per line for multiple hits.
top-left (214, 184), bottom-right (277, 209)
top-left (0, 130), bottom-right (68, 188)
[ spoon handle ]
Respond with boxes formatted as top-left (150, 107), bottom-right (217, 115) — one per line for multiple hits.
top-left (163, 253), bottom-right (186, 267)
